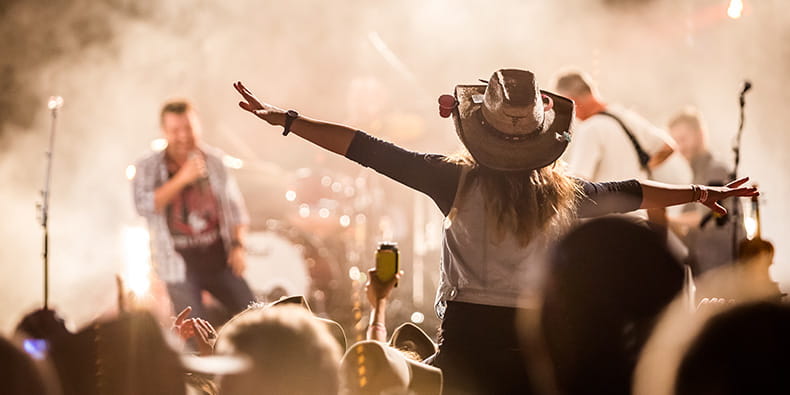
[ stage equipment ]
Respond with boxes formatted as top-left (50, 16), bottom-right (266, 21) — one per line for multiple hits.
top-left (37, 96), bottom-right (64, 310)
top-left (728, 80), bottom-right (752, 260)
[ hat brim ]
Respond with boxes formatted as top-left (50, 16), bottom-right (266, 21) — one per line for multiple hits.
top-left (389, 322), bottom-right (437, 361)
top-left (453, 85), bottom-right (574, 172)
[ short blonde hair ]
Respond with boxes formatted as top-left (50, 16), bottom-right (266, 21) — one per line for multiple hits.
top-left (160, 99), bottom-right (196, 125)
top-left (552, 69), bottom-right (596, 97)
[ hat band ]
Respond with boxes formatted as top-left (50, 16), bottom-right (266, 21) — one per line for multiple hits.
top-left (479, 114), bottom-right (545, 142)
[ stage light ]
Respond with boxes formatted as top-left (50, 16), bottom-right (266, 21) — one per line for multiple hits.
top-left (340, 215), bottom-right (351, 227)
top-left (125, 164), bottom-right (136, 180)
top-left (122, 226), bottom-right (151, 297)
top-left (47, 96), bottom-right (63, 110)
top-left (319, 208), bottom-right (331, 218)
top-left (727, 0), bottom-right (743, 19)
top-left (349, 266), bottom-right (361, 281)
top-left (298, 204), bottom-right (310, 218)
top-left (150, 138), bottom-right (168, 151)
top-left (223, 155), bottom-right (244, 169)
top-left (285, 190), bottom-right (297, 202)
top-left (321, 175), bottom-right (332, 187)
top-left (744, 216), bottom-right (758, 240)
top-left (331, 182), bottom-right (343, 193)
top-left (410, 312), bottom-right (425, 324)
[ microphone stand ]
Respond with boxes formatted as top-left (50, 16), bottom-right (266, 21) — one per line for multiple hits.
top-left (729, 83), bottom-right (750, 262)
top-left (39, 96), bottom-right (63, 310)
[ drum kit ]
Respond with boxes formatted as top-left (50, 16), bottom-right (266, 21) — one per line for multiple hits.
top-left (235, 164), bottom-right (387, 319)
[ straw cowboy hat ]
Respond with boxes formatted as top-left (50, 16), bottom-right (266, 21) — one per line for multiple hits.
top-left (341, 340), bottom-right (443, 395)
top-left (388, 322), bottom-right (437, 362)
top-left (452, 68), bottom-right (575, 171)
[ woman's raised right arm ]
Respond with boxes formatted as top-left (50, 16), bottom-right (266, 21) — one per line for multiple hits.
top-left (233, 81), bottom-right (355, 155)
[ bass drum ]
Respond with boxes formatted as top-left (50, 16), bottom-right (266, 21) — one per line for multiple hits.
top-left (244, 229), bottom-right (311, 301)
top-left (243, 220), bottom-right (345, 313)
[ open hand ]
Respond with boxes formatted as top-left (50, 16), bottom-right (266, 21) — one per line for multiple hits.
top-left (172, 306), bottom-right (217, 356)
top-left (233, 81), bottom-right (286, 126)
top-left (702, 177), bottom-right (759, 215)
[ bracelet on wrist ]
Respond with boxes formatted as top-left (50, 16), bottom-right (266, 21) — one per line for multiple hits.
top-left (230, 240), bottom-right (245, 250)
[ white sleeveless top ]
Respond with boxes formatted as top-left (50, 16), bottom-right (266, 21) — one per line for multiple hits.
top-left (434, 173), bottom-right (553, 318)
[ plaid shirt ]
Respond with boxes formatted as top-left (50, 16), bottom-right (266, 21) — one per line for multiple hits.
top-left (132, 144), bottom-right (249, 283)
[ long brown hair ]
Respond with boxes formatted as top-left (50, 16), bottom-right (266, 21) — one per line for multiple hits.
top-left (448, 150), bottom-right (580, 246)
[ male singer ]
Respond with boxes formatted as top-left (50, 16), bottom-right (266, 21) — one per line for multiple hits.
top-left (133, 99), bottom-right (254, 319)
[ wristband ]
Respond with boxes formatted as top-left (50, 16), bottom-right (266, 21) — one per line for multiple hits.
top-left (283, 110), bottom-right (299, 136)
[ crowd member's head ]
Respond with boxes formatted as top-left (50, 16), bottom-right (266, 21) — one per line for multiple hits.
top-left (160, 99), bottom-right (202, 162)
top-left (92, 311), bottom-right (186, 395)
top-left (448, 69), bottom-right (580, 246)
top-left (340, 340), bottom-right (442, 395)
top-left (0, 336), bottom-right (55, 395)
top-left (552, 69), bottom-right (603, 120)
top-left (676, 301), bottom-right (790, 395)
top-left (215, 304), bottom-right (342, 395)
top-left (668, 107), bottom-right (709, 161)
top-left (46, 311), bottom-right (186, 395)
top-left (541, 216), bottom-right (685, 395)
top-left (389, 322), bottom-right (437, 362)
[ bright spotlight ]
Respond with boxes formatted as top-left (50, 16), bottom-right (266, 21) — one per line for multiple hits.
top-left (125, 164), bottom-right (136, 180)
top-left (339, 215), bottom-right (351, 227)
top-left (319, 208), bottom-right (330, 218)
top-left (47, 96), bottom-right (64, 110)
top-left (285, 190), bottom-right (297, 202)
top-left (744, 216), bottom-right (758, 240)
top-left (150, 138), bottom-right (168, 151)
top-left (298, 204), bottom-right (310, 218)
top-left (349, 266), bottom-right (361, 281)
top-left (122, 226), bottom-right (151, 297)
top-left (223, 155), bottom-right (244, 169)
top-left (410, 312), bottom-right (425, 324)
top-left (727, 0), bottom-right (743, 19)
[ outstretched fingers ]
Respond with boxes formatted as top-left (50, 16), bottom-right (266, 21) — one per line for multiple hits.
top-left (174, 306), bottom-right (192, 326)
top-left (711, 201), bottom-right (727, 216)
top-left (726, 176), bottom-right (750, 188)
top-left (727, 186), bottom-right (759, 198)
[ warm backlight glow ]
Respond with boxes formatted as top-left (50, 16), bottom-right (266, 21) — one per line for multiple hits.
top-left (122, 226), bottom-right (151, 297)
top-left (727, 0), bottom-right (743, 19)
top-left (125, 164), bottom-right (136, 180)
top-left (744, 216), bottom-right (758, 240)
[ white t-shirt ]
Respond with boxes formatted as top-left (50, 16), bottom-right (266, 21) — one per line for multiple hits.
top-left (562, 104), bottom-right (692, 221)
top-left (563, 104), bottom-right (670, 182)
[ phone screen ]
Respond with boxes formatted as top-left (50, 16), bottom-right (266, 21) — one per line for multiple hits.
top-left (376, 248), bottom-right (398, 282)
top-left (23, 339), bottom-right (48, 360)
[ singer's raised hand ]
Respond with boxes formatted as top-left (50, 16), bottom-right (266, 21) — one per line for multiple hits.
top-left (234, 81), bottom-right (286, 126)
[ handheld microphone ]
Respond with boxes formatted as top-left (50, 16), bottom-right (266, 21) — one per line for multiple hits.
top-left (188, 151), bottom-right (210, 192)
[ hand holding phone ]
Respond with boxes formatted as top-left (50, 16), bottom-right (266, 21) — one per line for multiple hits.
top-left (375, 242), bottom-right (399, 283)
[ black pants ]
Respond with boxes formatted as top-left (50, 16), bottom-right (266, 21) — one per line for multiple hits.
top-left (433, 301), bottom-right (534, 395)
top-left (166, 241), bottom-right (254, 321)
